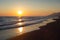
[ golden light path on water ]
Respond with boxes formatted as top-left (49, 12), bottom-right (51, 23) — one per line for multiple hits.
top-left (17, 19), bottom-right (24, 34)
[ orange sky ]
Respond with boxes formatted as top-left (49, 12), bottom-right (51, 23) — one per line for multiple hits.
top-left (0, 9), bottom-right (59, 16)
top-left (0, 0), bottom-right (60, 16)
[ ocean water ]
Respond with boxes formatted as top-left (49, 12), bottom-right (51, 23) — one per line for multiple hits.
top-left (0, 16), bottom-right (45, 30)
top-left (0, 16), bottom-right (55, 40)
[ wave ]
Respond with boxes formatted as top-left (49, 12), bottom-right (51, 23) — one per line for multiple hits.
top-left (0, 16), bottom-right (45, 30)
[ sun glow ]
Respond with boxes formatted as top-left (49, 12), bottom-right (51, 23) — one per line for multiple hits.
top-left (18, 10), bottom-right (23, 15)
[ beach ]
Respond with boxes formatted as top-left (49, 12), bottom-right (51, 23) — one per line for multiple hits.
top-left (8, 18), bottom-right (59, 40)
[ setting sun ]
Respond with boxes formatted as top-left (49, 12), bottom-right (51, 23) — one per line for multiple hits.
top-left (18, 10), bottom-right (23, 15)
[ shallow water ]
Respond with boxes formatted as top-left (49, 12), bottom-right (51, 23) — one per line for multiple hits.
top-left (0, 23), bottom-right (41, 40)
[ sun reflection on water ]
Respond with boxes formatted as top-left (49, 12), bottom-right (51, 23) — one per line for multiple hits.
top-left (18, 19), bottom-right (22, 21)
top-left (17, 19), bottom-right (23, 25)
top-left (17, 19), bottom-right (24, 34)
top-left (18, 27), bottom-right (23, 33)
top-left (17, 23), bottom-right (22, 25)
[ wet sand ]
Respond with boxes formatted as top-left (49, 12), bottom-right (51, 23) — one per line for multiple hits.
top-left (8, 19), bottom-right (60, 40)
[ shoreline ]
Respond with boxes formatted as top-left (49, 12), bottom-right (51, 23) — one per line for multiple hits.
top-left (8, 18), bottom-right (60, 40)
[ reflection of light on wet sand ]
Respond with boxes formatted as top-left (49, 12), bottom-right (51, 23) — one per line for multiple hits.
top-left (18, 27), bottom-right (23, 34)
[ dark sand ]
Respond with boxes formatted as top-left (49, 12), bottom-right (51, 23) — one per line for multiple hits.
top-left (8, 19), bottom-right (60, 40)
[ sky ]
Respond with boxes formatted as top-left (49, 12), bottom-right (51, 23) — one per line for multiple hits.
top-left (0, 0), bottom-right (60, 16)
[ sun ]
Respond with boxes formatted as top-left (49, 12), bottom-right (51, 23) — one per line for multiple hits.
top-left (18, 10), bottom-right (23, 15)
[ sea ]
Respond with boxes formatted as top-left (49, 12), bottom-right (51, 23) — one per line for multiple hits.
top-left (0, 16), bottom-right (55, 40)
